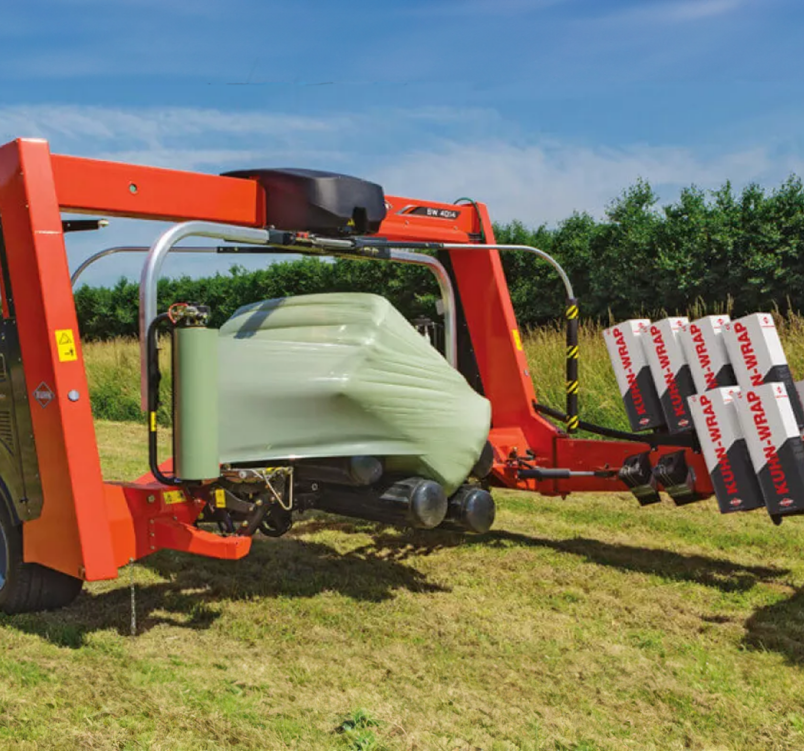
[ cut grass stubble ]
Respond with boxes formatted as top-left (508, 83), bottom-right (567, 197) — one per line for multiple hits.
top-left (4, 322), bottom-right (804, 749)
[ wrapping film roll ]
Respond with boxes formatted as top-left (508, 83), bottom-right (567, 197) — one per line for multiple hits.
top-left (174, 326), bottom-right (220, 481)
top-left (216, 293), bottom-right (491, 495)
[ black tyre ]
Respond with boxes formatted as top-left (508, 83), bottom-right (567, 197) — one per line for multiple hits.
top-left (0, 502), bottom-right (83, 614)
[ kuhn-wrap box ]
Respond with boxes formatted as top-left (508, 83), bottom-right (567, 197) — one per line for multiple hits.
top-left (688, 388), bottom-right (764, 514)
top-left (734, 382), bottom-right (804, 517)
top-left (679, 315), bottom-right (736, 393)
top-left (724, 313), bottom-right (804, 430)
top-left (641, 317), bottom-right (697, 433)
top-left (603, 320), bottom-right (665, 432)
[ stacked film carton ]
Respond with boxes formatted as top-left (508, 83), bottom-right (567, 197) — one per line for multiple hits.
top-left (687, 387), bottom-right (764, 514)
top-left (722, 314), bottom-right (804, 518)
top-left (604, 313), bottom-right (804, 518)
top-left (681, 315), bottom-right (764, 513)
top-left (679, 315), bottom-right (735, 392)
top-left (604, 317), bottom-right (696, 435)
top-left (602, 320), bottom-right (665, 432)
top-left (641, 317), bottom-right (696, 433)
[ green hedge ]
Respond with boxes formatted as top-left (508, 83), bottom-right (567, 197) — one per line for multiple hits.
top-left (74, 176), bottom-right (804, 338)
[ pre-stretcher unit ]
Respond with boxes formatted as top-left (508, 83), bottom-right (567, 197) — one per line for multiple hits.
top-left (0, 136), bottom-right (786, 614)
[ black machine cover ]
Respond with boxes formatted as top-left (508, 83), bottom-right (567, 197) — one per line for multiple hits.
top-left (223, 168), bottom-right (387, 236)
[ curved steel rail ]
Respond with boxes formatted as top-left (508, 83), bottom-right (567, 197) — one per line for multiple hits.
top-left (134, 222), bottom-right (458, 408)
top-left (71, 246), bottom-right (217, 287)
top-left (386, 249), bottom-right (456, 369)
top-left (442, 242), bottom-right (578, 432)
top-left (139, 222), bottom-right (271, 408)
top-left (75, 234), bottom-right (566, 412)
top-left (442, 243), bottom-right (574, 299)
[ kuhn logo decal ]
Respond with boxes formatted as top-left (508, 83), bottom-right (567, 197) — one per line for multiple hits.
top-left (33, 382), bottom-right (54, 409)
top-left (699, 394), bottom-right (738, 496)
top-left (689, 321), bottom-right (727, 389)
top-left (733, 321), bottom-right (764, 387)
top-left (747, 391), bottom-right (789, 496)
top-left (613, 327), bottom-right (648, 418)
top-left (650, 325), bottom-right (688, 421)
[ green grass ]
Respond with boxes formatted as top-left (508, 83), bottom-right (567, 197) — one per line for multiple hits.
top-left (1, 421), bottom-right (804, 749)
top-left (15, 320), bottom-right (803, 748)
top-left (84, 338), bottom-right (173, 426)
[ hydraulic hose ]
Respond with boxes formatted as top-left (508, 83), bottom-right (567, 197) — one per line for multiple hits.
top-left (146, 313), bottom-right (181, 486)
top-left (532, 401), bottom-right (700, 450)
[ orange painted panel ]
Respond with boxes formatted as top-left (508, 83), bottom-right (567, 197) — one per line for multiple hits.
top-left (0, 139), bottom-right (117, 580)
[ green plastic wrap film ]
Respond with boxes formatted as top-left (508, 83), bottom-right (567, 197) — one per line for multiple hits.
top-left (217, 293), bottom-right (491, 494)
top-left (174, 326), bottom-right (220, 481)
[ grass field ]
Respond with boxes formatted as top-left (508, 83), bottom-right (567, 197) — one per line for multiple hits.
top-left (3, 322), bottom-right (804, 749)
top-left (0, 420), bottom-right (803, 749)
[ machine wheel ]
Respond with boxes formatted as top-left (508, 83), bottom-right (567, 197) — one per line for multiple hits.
top-left (0, 503), bottom-right (83, 614)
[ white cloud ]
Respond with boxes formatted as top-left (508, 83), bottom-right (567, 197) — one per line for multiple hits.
top-left (89, 148), bottom-right (352, 173)
top-left (0, 105), bottom-right (339, 144)
top-left (0, 102), bottom-right (797, 233)
top-left (374, 141), bottom-right (778, 223)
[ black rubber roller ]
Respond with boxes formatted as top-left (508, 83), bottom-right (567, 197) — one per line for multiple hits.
top-left (441, 485), bottom-right (496, 534)
top-left (314, 476), bottom-right (448, 529)
top-left (470, 441), bottom-right (494, 479)
top-left (385, 477), bottom-right (448, 529)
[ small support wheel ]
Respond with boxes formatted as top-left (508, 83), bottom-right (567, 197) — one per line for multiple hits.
top-left (259, 506), bottom-right (293, 538)
top-left (0, 502), bottom-right (83, 614)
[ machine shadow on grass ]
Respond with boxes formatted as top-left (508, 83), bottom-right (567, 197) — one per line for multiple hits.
top-left (0, 531), bottom-right (446, 648)
top-left (357, 526), bottom-right (804, 664)
top-left (4, 520), bottom-right (800, 657)
top-left (355, 528), bottom-right (788, 593)
top-left (744, 589), bottom-right (804, 665)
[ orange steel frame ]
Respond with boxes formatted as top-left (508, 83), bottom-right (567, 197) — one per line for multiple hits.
top-left (0, 138), bottom-right (712, 583)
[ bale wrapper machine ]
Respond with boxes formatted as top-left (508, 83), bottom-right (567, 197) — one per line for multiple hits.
top-left (0, 137), bottom-right (723, 613)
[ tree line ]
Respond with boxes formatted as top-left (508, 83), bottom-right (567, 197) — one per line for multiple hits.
top-left (74, 176), bottom-right (804, 339)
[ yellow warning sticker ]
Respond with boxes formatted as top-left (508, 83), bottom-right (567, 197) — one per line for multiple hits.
top-left (163, 490), bottom-right (185, 505)
top-left (55, 329), bottom-right (77, 362)
top-left (214, 488), bottom-right (226, 508)
top-left (512, 329), bottom-right (523, 351)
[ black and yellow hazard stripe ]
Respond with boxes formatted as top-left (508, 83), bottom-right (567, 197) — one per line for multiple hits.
top-left (565, 297), bottom-right (580, 433)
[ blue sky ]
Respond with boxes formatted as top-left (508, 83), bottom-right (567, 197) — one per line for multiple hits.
top-left (1, 0), bottom-right (801, 284)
